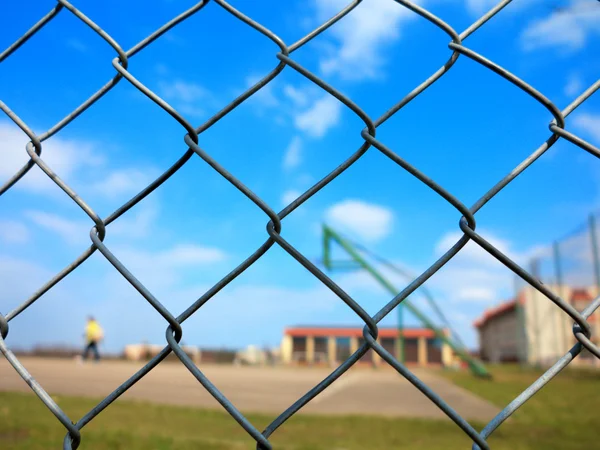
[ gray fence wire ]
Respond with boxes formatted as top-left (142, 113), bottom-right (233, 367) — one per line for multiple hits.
top-left (523, 213), bottom-right (600, 290)
top-left (1, 1), bottom-right (599, 449)
top-left (513, 212), bottom-right (600, 366)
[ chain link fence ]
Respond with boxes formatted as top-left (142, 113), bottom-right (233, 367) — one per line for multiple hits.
top-left (1, 1), bottom-right (599, 449)
top-left (514, 212), bottom-right (600, 366)
top-left (523, 213), bottom-right (600, 290)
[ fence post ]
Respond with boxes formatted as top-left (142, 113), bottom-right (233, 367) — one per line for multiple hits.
top-left (553, 241), bottom-right (568, 355)
top-left (590, 215), bottom-right (600, 293)
top-left (589, 215), bottom-right (600, 365)
top-left (397, 303), bottom-right (404, 365)
top-left (530, 259), bottom-right (542, 368)
top-left (514, 274), bottom-right (528, 365)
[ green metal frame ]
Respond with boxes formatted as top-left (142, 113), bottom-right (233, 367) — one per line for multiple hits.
top-left (322, 224), bottom-right (491, 378)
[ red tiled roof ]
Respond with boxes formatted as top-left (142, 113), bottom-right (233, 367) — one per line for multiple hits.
top-left (570, 288), bottom-right (596, 321)
top-left (284, 326), bottom-right (441, 339)
top-left (473, 299), bottom-right (517, 329)
top-left (571, 288), bottom-right (592, 303)
top-left (474, 288), bottom-right (597, 329)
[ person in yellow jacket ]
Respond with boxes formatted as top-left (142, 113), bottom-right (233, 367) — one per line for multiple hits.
top-left (82, 316), bottom-right (103, 361)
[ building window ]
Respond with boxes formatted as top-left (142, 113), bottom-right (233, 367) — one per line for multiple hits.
top-left (404, 338), bottom-right (418, 363)
top-left (358, 337), bottom-right (375, 363)
top-left (381, 337), bottom-right (396, 355)
top-left (292, 336), bottom-right (306, 362)
top-left (335, 337), bottom-right (351, 362)
top-left (314, 337), bottom-right (328, 363)
top-left (427, 338), bottom-right (443, 364)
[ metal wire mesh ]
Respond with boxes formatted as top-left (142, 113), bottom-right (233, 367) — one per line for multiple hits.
top-left (1, 1), bottom-right (600, 449)
top-left (528, 214), bottom-right (600, 289)
top-left (512, 213), bottom-right (600, 366)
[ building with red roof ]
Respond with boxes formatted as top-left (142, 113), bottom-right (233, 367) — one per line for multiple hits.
top-left (474, 285), bottom-right (598, 366)
top-left (280, 326), bottom-right (453, 367)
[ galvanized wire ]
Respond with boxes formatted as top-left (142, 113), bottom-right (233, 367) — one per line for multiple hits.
top-left (1, 0), bottom-right (599, 448)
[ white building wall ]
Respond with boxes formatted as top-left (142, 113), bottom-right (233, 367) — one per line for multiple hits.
top-left (477, 285), bottom-right (600, 367)
top-left (479, 309), bottom-right (520, 363)
top-left (523, 284), bottom-right (598, 366)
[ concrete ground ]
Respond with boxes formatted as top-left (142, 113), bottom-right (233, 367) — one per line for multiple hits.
top-left (0, 357), bottom-right (499, 421)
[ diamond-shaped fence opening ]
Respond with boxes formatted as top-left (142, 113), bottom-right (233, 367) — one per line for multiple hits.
top-left (1, 1), bottom-right (600, 449)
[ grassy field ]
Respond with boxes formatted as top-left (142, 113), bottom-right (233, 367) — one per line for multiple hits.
top-left (444, 364), bottom-right (600, 449)
top-left (0, 365), bottom-right (598, 449)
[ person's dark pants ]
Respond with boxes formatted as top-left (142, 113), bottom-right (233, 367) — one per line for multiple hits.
top-left (82, 341), bottom-right (100, 361)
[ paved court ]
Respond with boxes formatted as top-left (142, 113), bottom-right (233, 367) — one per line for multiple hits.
top-left (0, 357), bottom-right (499, 421)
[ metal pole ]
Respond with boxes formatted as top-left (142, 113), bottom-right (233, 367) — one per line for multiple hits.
top-left (589, 214), bottom-right (600, 294)
top-left (588, 215), bottom-right (600, 366)
top-left (514, 274), bottom-right (528, 366)
top-left (323, 226), bottom-right (332, 271)
top-left (530, 258), bottom-right (542, 368)
top-left (322, 225), bottom-right (490, 377)
top-left (397, 300), bottom-right (404, 364)
top-left (553, 241), bottom-right (568, 356)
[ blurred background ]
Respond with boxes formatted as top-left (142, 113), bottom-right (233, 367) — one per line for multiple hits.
top-left (1, 0), bottom-right (599, 448)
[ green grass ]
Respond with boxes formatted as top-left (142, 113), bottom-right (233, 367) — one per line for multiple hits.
top-left (1, 365), bottom-right (598, 449)
top-left (443, 364), bottom-right (600, 449)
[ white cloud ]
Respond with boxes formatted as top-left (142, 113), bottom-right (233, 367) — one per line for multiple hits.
top-left (158, 79), bottom-right (209, 118)
top-left (67, 39), bottom-right (87, 53)
top-left (25, 200), bottom-right (159, 246)
top-left (325, 199), bottom-right (394, 242)
top-left (428, 229), bottom-right (532, 308)
top-left (435, 230), bottom-right (521, 265)
top-left (465, 0), bottom-right (542, 16)
top-left (313, 0), bottom-right (419, 80)
top-left (281, 189), bottom-right (301, 206)
top-left (252, 82), bottom-right (340, 138)
top-left (159, 244), bottom-right (227, 266)
top-left (432, 265), bottom-right (510, 305)
top-left (331, 237), bottom-right (504, 305)
top-left (0, 219), bottom-right (30, 244)
top-left (155, 63), bottom-right (169, 76)
top-left (123, 241), bottom-right (226, 271)
top-left (520, 2), bottom-right (600, 52)
top-left (283, 136), bottom-right (302, 170)
top-left (0, 121), bottom-right (103, 194)
top-left (294, 95), bottom-right (341, 138)
top-left (177, 104), bottom-right (206, 118)
top-left (435, 229), bottom-right (539, 267)
top-left (465, 0), bottom-right (499, 16)
top-left (283, 85), bottom-right (310, 107)
top-left (106, 201), bottom-right (158, 240)
top-left (159, 80), bottom-right (208, 103)
top-left (454, 286), bottom-right (497, 304)
top-left (246, 75), bottom-right (279, 108)
top-left (0, 121), bottom-right (150, 201)
top-left (572, 113), bottom-right (600, 143)
top-left (88, 168), bottom-right (156, 199)
top-left (289, 227), bottom-right (545, 348)
top-left (25, 211), bottom-right (88, 246)
top-left (0, 254), bottom-right (61, 320)
top-left (237, 81), bottom-right (340, 138)
top-left (111, 243), bottom-right (227, 290)
top-left (564, 73), bottom-right (583, 97)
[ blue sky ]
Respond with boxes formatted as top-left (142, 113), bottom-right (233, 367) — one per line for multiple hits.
top-left (1, 0), bottom-right (599, 352)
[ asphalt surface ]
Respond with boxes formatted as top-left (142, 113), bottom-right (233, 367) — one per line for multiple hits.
top-left (0, 357), bottom-right (499, 421)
